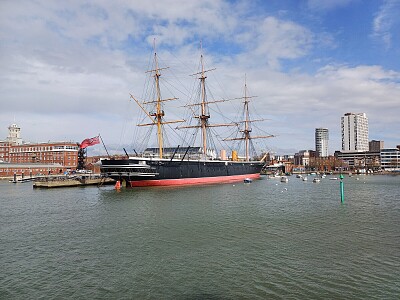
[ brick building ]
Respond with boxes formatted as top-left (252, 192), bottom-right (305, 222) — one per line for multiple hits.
top-left (0, 162), bottom-right (65, 178)
top-left (0, 141), bottom-right (10, 162)
top-left (0, 124), bottom-right (79, 178)
top-left (9, 142), bottom-right (78, 166)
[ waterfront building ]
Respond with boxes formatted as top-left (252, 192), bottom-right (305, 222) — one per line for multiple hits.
top-left (294, 150), bottom-right (317, 167)
top-left (272, 154), bottom-right (294, 163)
top-left (0, 141), bottom-right (10, 162)
top-left (0, 124), bottom-right (79, 178)
top-left (9, 142), bottom-right (79, 167)
top-left (335, 150), bottom-right (380, 171)
top-left (309, 155), bottom-right (341, 172)
top-left (380, 148), bottom-right (400, 171)
top-left (0, 162), bottom-right (64, 178)
top-left (369, 140), bottom-right (384, 152)
top-left (7, 123), bottom-right (23, 145)
top-left (315, 128), bottom-right (329, 157)
top-left (341, 113), bottom-right (369, 152)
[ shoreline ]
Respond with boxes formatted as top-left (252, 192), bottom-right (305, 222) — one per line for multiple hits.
top-left (2, 171), bottom-right (399, 182)
top-left (0, 173), bottom-right (105, 181)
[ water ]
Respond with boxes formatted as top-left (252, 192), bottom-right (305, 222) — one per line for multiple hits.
top-left (1, 175), bottom-right (399, 299)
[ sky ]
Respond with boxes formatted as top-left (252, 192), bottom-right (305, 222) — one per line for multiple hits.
top-left (1, 0), bottom-right (399, 156)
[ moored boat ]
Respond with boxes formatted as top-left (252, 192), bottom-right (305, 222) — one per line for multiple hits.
top-left (280, 176), bottom-right (288, 183)
top-left (101, 45), bottom-right (274, 187)
top-left (244, 178), bottom-right (253, 183)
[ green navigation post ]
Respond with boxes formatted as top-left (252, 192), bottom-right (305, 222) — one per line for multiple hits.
top-left (340, 174), bottom-right (344, 203)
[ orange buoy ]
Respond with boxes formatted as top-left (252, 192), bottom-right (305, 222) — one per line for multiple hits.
top-left (115, 180), bottom-right (121, 189)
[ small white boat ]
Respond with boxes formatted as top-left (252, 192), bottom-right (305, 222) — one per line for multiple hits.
top-left (269, 173), bottom-right (280, 179)
top-left (329, 177), bottom-right (338, 180)
top-left (313, 177), bottom-right (321, 183)
top-left (280, 176), bottom-right (288, 183)
top-left (244, 178), bottom-right (252, 183)
top-left (302, 176), bottom-right (308, 181)
top-left (296, 174), bottom-right (303, 178)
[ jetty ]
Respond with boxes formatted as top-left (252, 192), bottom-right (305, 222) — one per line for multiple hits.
top-left (10, 177), bottom-right (37, 183)
top-left (33, 175), bottom-right (115, 188)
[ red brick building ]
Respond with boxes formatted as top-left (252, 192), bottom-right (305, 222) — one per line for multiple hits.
top-left (0, 141), bottom-right (10, 162)
top-left (0, 124), bottom-right (79, 178)
top-left (9, 142), bottom-right (78, 166)
top-left (0, 162), bottom-right (65, 178)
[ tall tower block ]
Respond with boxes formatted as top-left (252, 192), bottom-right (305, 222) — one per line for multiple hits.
top-left (315, 128), bottom-right (329, 157)
top-left (341, 113), bottom-right (369, 152)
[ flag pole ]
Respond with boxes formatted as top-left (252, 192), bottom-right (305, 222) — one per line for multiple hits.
top-left (99, 134), bottom-right (111, 158)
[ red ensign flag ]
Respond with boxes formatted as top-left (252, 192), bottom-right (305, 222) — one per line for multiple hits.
top-left (80, 136), bottom-right (100, 149)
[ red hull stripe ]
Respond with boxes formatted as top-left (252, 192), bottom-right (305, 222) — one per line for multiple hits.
top-left (129, 173), bottom-right (260, 187)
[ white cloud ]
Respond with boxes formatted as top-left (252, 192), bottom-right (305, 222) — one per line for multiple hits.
top-left (372, 0), bottom-right (400, 49)
top-left (254, 17), bottom-right (313, 67)
top-left (0, 0), bottom-right (399, 154)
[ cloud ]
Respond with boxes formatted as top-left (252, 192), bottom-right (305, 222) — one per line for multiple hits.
top-left (234, 64), bottom-right (400, 151)
top-left (231, 16), bottom-right (314, 69)
top-left (255, 17), bottom-right (313, 67)
top-left (0, 0), bottom-right (399, 154)
top-left (372, 0), bottom-right (400, 49)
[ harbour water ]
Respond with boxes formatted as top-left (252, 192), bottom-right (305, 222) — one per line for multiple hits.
top-left (1, 175), bottom-right (399, 299)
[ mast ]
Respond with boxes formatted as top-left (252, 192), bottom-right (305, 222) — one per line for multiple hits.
top-left (244, 76), bottom-right (251, 161)
top-left (223, 78), bottom-right (274, 161)
top-left (181, 44), bottom-right (220, 160)
top-left (199, 53), bottom-right (210, 159)
top-left (130, 41), bottom-right (184, 159)
top-left (178, 44), bottom-right (272, 161)
top-left (153, 50), bottom-right (164, 158)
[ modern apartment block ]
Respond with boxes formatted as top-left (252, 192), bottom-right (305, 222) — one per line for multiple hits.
top-left (341, 113), bottom-right (369, 152)
top-left (380, 147), bottom-right (400, 171)
top-left (315, 128), bottom-right (329, 157)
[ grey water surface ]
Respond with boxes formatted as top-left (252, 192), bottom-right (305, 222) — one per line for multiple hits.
top-left (1, 175), bottom-right (399, 299)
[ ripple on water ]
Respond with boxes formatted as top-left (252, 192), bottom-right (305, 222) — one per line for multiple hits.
top-left (1, 176), bottom-right (399, 299)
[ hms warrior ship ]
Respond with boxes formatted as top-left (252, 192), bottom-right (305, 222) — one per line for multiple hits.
top-left (100, 46), bottom-right (274, 187)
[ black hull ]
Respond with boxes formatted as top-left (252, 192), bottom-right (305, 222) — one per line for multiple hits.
top-left (100, 158), bottom-right (264, 186)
